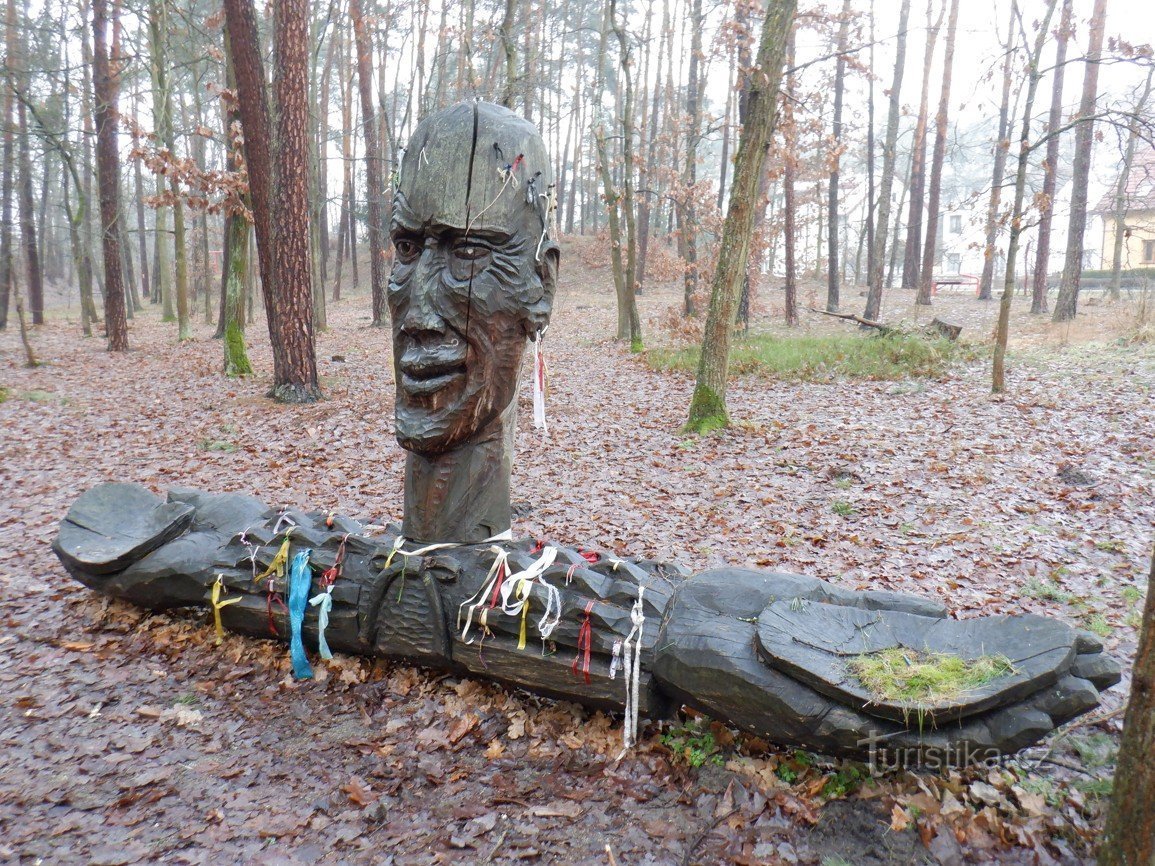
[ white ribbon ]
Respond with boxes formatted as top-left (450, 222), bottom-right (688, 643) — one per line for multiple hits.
top-left (618, 587), bottom-right (645, 757)
top-left (532, 331), bottom-right (547, 433)
top-left (309, 587), bottom-right (334, 660)
top-left (457, 547), bottom-right (511, 644)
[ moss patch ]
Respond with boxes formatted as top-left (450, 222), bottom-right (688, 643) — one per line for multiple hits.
top-left (848, 648), bottom-right (1014, 709)
top-left (683, 384), bottom-right (728, 435)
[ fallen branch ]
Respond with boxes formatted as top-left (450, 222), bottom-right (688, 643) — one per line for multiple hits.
top-left (809, 307), bottom-right (889, 330)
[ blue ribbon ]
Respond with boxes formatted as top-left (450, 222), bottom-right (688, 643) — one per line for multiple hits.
top-left (288, 549), bottom-right (314, 680)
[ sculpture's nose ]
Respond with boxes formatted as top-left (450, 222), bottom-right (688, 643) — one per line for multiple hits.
top-left (401, 242), bottom-right (448, 336)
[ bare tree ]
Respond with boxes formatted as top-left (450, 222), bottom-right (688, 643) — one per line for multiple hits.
top-left (350, 0), bottom-right (387, 327)
top-left (91, 0), bottom-right (129, 351)
top-left (826, 0), bottom-right (850, 312)
top-left (1107, 67), bottom-right (1153, 300)
top-left (916, 0), bottom-right (959, 305)
top-left (863, 0), bottom-right (911, 323)
top-left (1030, 0), bottom-right (1073, 313)
top-left (901, 0), bottom-right (944, 292)
top-left (1052, 0), bottom-right (1108, 323)
top-left (977, 4), bottom-right (1017, 302)
top-left (686, 0), bottom-right (796, 433)
top-left (992, 0), bottom-right (1058, 394)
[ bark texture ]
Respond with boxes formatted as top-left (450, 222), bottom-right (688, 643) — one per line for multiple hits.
top-left (1100, 548), bottom-right (1155, 866)
top-left (350, 0), bottom-right (387, 327)
top-left (269, 0), bottom-right (320, 402)
top-left (1030, 0), bottom-right (1072, 313)
top-left (863, 0), bottom-right (911, 323)
top-left (686, 0), bottom-right (796, 432)
top-left (91, 0), bottom-right (129, 352)
top-left (1052, 0), bottom-right (1108, 323)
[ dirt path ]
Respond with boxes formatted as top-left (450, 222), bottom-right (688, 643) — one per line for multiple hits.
top-left (1, 266), bottom-right (1151, 864)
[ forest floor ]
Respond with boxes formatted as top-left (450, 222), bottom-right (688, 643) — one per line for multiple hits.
top-left (1, 250), bottom-right (1153, 865)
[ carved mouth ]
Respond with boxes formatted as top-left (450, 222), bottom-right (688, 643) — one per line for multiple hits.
top-left (399, 344), bottom-right (467, 397)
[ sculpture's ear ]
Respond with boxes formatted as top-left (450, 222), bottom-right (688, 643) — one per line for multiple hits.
top-left (524, 243), bottom-right (559, 336)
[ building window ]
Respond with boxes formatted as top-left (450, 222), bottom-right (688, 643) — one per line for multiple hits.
top-left (946, 253), bottom-right (962, 274)
top-left (949, 215), bottom-right (962, 234)
top-left (1144, 239), bottom-right (1155, 264)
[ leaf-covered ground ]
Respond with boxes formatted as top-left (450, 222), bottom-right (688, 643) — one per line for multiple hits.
top-left (1, 260), bottom-right (1152, 865)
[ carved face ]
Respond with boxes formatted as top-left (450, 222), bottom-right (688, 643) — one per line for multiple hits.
top-left (388, 102), bottom-right (558, 455)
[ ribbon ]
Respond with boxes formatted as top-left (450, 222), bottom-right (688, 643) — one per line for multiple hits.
top-left (458, 547), bottom-right (511, 644)
top-left (532, 330), bottom-right (547, 433)
top-left (609, 639), bottom-right (623, 680)
top-left (210, 574), bottom-right (240, 644)
top-left (619, 587), bottom-right (646, 755)
top-left (572, 600), bottom-right (595, 684)
top-left (518, 594), bottom-right (530, 651)
top-left (254, 530), bottom-right (293, 587)
top-left (309, 588), bottom-right (334, 660)
top-left (488, 557), bottom-right (508, 609)
top-left (320, 535), bottom-right (348, 587)
top-left (287, 549), bottom-right (314, 680)
top-left (265, 577), bottom-right (287, 637)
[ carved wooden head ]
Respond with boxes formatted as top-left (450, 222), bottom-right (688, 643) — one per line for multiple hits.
top-left (389, 102), bottom-right (559, 456)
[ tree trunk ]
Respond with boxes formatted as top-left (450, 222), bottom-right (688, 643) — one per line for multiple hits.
top-left (268, 0), bottom-right (320, 402)
top-left (678, 0), bottom-right (703, 316)
top-left (1100, 547), bottom-right (1155, 866)
top-left (350, 0), bottom-right (387, 327)
top-left (863, 0), bottom-right (911, 323)
top-left (915, 0), bottom-right (959, 305)
top-left (992, 0), bottom-right (1057, 394)
top-left (1052, 0), bottom-right (1107, 323)
top-left (686, 0), bottom-right (796, 433)
top-left (782, 27), bottom-right (797, 326)
top-left (826, 0), bottom-right (850, 313)
top-left (977, 5), bottom-right (1017, 302)
top-left (1030, 0), bottom-right (1072, 313)
top-left (610, 0), bottom-right (641, 349)
top-left (500, 0), bottom-right (517, 108)
top-left (132, 86), bottom-right (151, 309)
top-left (0, 0), bottom-right (15, 331)
top-left (91, 0), bottom-right (129, 351)
top-left (1107, 67), bottom-right (1152, 301)
top-left (15, 60), bottom-right (43, 325)
top-left (901, 0), bottom-right (943, 292)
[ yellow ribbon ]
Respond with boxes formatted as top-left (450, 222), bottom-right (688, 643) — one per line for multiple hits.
top-left (211, 574), bottom-right (241, 644)
top-left (254, 530), bottom-right (293, 586)
top-left (518, 595), bottom-right (530, 651)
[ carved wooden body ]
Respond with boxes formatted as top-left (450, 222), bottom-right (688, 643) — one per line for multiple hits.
top-left (55, 483), bottom-right (1120, 762)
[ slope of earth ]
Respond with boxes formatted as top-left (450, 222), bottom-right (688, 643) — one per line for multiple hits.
top-left (1, 260), bottom-right (1151, 865)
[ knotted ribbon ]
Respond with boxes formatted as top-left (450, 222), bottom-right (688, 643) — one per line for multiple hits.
top-left (210, 574), bottom-right (240, 645)
top-left (572, 600), bottom-right (595, 684)
top-left (287, 549), bottom-right (314, 680)
top-left (618, 587), bottom-right (646, 756)
top-left (532, 330), bottom-right (547, 433)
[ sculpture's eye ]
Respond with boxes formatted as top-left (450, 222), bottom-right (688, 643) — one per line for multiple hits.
top-left (394, 237), bottom-right (421, 263)
top-left (453, 243), bottom-right (489, 262)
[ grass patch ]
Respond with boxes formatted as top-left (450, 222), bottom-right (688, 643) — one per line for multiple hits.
top-left (1022, 578), bottom-right (1076, 604)
top-left (198, 438), bottom-right (238, 453)
top-left (659, 720), bottom-right (724, 768)
top-left (830, 500), bottom-right (855, 517)
top-left (0, 386), bottom-right (7, 404)
top-left (20, 389), bottom-right (66, 405)
top-left (1083, 613), bottom-right (1112, 638)
top-left (647, 332), bottom-right (965, 382)
top-left (848, 648), bottom-right (1015, 711)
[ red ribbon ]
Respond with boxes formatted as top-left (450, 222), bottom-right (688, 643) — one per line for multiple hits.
top-left (530, 539), bottom-right (545, 555)
top-left (266, 578), bottom-right (288, 636)
top-left (572, 601), bottom-right (595, 684)
top-left (320, 535), bottom-right (348, 587)
top-left (578, 549), bottom-right (599, 564)
top-left (488, 558), bottom-right (508, 609)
